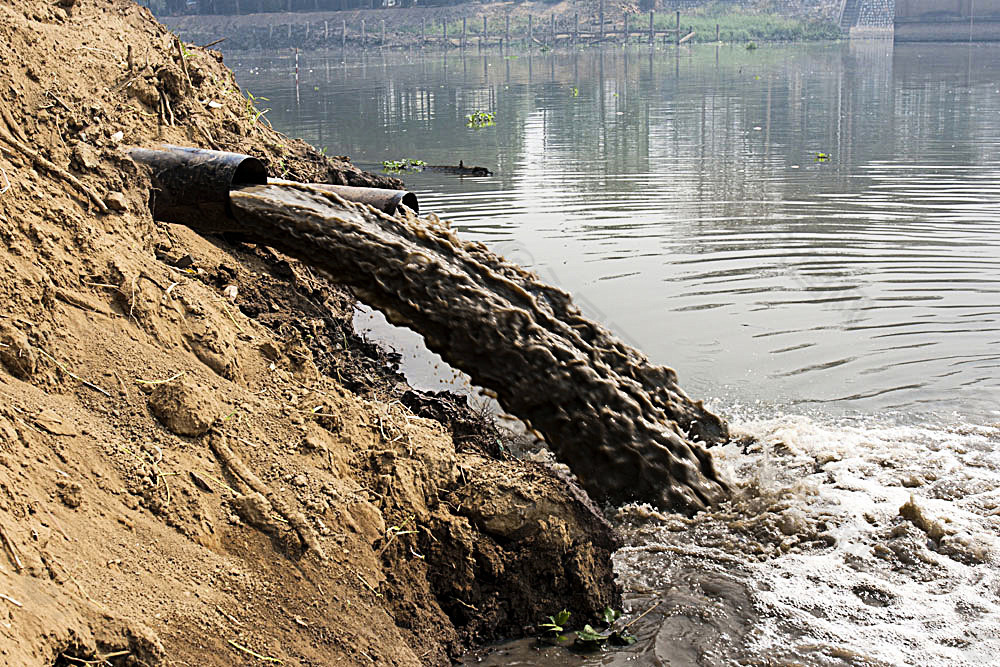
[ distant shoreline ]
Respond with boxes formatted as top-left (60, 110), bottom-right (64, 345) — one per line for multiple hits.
top-left (161, 3), bottom-right (841, 51)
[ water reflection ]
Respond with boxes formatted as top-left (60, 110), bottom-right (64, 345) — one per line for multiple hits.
top-left (230, 41), bottom-right (1000, 421)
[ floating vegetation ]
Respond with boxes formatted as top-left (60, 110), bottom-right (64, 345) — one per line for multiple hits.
top-left (465, 111), bottom-right (496, 129)
top-left (538, 608), bottom-right (637, 650)
top-left (746, 41), bottom-right (758, 50)
top-left (815, 152), bottom-right (831, 161)
top-left (381, 158), bottom-right (426, 173)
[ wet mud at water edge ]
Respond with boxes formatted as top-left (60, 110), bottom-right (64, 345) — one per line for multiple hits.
top-left (227, 181), bottom-right (729, 513)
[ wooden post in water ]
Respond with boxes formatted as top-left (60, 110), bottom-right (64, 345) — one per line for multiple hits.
top-left (505, 12), bottom-right (510, 45)
top-left (268, 24), bottom-right (273, 46)
top-left (623, 12), bottom-right (628, 43)
top-left (649, 10), bottom-right (654, 45)
top-left (324, 20), bottom-right (329, 42)
top-left (421, 16), bottom-right (425, 44)
top-left (305, 22), bottom-right (309, 40)
top-left (574, 13), bottom-right (579, 43)
top-left (462, 16), bottom-right (467, 49)
top-left (599, 0), bottom-right (605, 40)
top-left (381, 19), bottom-right (385, 47)
top-left (287, 23), bottom-right (291, 41)
top-left (342, 19), bottom-right (346, 48)
top-left (675, 10), bottom-right (680, 46)
top-left (716, 23), bottom-right (720, 42)
top-left (483, 16), bottom-right (487, 50)
top-left (551, 13), bottom-right (555, 43)
top-left (361, 19), bottom-right (366, 48)
top-left (442, 18), bottom-right (447, 48)
top-left (528, 15), bottom-right (532, 46)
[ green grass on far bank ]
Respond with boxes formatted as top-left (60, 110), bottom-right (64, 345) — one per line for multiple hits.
top-left (654, 9), bottom-right (840, 43)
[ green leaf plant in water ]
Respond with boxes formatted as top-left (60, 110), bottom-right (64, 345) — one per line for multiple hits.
top-left (538, 607), bottom-right (637, 651)
top-left (539, 609), bottom-right (571, 642)
top-left (465, 110), bottom-right (496, 129)
top-left (381, 158), bottom-right (426, 173)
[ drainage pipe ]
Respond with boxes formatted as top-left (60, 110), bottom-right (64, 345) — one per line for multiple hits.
top-left (128, 145), bottom-right (268, 230)
top-left (269, 180), bottom-right (418, 215)
top-left (128, 145), bottom-right (419, 227)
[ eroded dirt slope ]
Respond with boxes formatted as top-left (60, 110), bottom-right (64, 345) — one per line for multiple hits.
top-left (0, 1), bottom-right (618, 664)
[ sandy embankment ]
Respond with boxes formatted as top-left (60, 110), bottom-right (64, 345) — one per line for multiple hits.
top-left (0, 1), bottom-right (618, 664)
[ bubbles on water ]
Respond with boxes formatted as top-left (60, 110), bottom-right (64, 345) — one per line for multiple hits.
top-left (612, 412), bottom-right (1000, 665)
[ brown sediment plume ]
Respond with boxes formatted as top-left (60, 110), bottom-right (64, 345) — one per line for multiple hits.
top-left (228, 182), bottom-right (730, 513)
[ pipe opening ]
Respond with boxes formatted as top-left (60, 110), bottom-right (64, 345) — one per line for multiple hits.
top-left (232, 157), bottom-right (268, 188)
top-left (399, 192), bottom-right (419, 214)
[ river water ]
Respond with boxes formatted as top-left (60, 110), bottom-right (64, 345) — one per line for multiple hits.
top-left (228, 41), bottom-right (1000, 665)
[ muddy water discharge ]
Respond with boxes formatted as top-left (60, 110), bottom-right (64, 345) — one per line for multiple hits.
top-left (230, 181), bottom-right (729, 512)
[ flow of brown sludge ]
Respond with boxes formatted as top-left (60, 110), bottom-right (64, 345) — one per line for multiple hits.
top-left (230, 182), bottom-right (730, 512)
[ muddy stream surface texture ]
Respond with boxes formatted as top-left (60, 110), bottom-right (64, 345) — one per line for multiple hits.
top-left (215, 41), bottom-right (1000, 665)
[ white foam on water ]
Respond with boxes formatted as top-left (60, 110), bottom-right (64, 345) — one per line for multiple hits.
top-left (712, 414), bottom-right (1000, 665)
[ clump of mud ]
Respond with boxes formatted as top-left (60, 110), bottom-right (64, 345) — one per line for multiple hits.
top-left (0, 1), bottom-right (619, 664)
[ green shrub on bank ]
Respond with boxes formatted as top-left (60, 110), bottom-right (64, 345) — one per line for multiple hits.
top-left (652, 9), bottom-right (839, 43)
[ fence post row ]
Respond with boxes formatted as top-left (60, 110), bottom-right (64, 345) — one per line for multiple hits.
top-left (291, 11), bottom-right (700, 50)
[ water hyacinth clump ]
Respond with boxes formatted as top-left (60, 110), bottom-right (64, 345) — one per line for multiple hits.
top-left (466, 111), bottom-right (495, 128)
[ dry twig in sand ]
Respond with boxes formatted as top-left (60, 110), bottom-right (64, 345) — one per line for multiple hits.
top-left (36, 348), bottom-right (111, 398)
top-left (175, 37), bottom-right (193, 93)
top-left (134, 370), bottom-right (186, 385)
top-left (0, 592), bottom-right (23, 607)
top-left (207, 429), bottom-right (326, 559)
top-left (0, 523), bottom-right (24, 571)
top-left (227, 640), bottom-right (281, 663)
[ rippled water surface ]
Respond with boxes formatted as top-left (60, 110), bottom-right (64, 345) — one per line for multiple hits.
top-left (229, 41), bottom-right (1000, 665)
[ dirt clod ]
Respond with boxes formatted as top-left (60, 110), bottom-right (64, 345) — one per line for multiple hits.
top-left (105, 191), bottom-right (127, 211)
top-left (147, 379), bottom-right (220, 436)
top-left (232, 492), bottom-right (278, 533)
top-left (56, 480), bottom-right (83, 508)
top-left (0, 323), bottom-right (38, 379)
